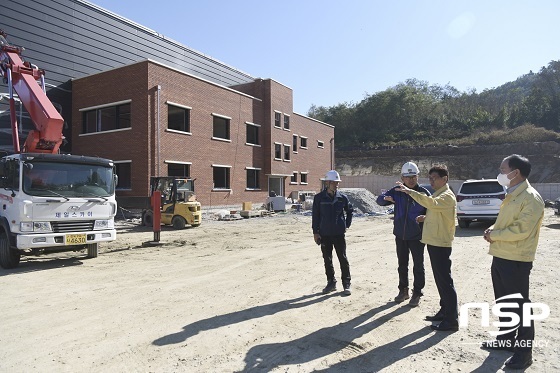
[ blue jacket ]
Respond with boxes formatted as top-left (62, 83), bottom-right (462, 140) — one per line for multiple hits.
top-left (312, 189), bottom-right (353, 236)
top-left (376, 184), bottom-right (431, 240)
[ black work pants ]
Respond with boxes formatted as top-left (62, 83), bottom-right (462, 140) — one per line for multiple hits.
top-left (321, 235), bottom-right (350, 285)
top-left (491, 256), bottom-right (534, 353)
top-left (427, 245), bottom-right (458, 322)
top-left (395, 237), bottom-right (425, 295)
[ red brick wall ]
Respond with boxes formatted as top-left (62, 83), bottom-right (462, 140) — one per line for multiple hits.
top-left (72, 62), bottom-right (151, 198)
top-left (72, 60), bottom-right (334, 209)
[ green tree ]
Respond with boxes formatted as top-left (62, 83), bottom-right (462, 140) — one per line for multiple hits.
top-left (306, 60), bottom-right (560, 148)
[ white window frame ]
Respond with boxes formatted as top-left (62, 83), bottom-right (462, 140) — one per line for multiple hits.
top-left (300, 171), bottom-right (309, 185)
top-left (273, 110), bottom-right (282, 128)
top-left (290, 171), bottom-right (298, 184)
top-left (113, 160), bottom-right (132, 191)
top-left (283, 113), bottom-right (290, 131)
top-left (245, 166), bottom-right (262, 190)
top-left (79, 99), bottom-right (132, 136)
top-left (211, 113), bottom-right (232, 142)
top-left (274, 142), bottom-right (282, 160)
top-left (212, 164), bottom-right (232, 191)
top-left (283, 144), bottom-right (291, 162)
top-left (245, 121), bottom-right (261, 147)
top-left (165, 160), bottom-right (192, 177)
top-left (166, 101), bottom-right (192, 135)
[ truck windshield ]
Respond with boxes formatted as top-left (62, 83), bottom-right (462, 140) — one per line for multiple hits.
top-left (22, 161), bottom-right (114, 197)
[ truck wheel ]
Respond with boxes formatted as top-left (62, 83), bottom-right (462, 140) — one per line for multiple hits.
top-left (142, 210), bottom-right (154, 227)
top-left (86, 243), bottom-right (98, 258)
top-left (172, 216), bottom-right (186, 229)
top-left (0, 233), bottom-right (20, 269)
top-left (458, 219), bottom-right (470, 228)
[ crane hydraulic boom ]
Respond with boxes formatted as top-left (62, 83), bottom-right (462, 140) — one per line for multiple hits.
top-left (0, 30), bottom-right (117, 270)
top-left (0, 29), bottom-right (64, 153)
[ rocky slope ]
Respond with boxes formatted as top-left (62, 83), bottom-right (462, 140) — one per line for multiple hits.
top-left (336, 141), bottom-right (560, 183)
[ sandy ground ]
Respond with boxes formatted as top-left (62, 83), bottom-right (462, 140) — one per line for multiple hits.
top-left (1, 208), bottom-right (559, 373)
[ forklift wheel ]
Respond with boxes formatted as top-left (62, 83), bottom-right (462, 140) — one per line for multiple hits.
top-left (172, 216), bottom-right (186, 229)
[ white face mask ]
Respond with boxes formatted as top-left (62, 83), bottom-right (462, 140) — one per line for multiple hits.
top-left (497, 170), bottom-right (515, 187)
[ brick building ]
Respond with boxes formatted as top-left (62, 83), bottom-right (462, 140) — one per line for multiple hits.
top-left (72, 60), bottom-right (334, 208)
top-left (3, 0), bottom-right (335, 209)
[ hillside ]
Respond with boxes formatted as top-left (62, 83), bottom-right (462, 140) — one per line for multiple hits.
top-left (335, 141), bottom-right (560, 183)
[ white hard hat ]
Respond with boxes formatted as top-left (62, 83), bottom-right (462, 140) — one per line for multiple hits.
top-left (325, 170), bottom-right (342, 181)
top-left (401, 161), bottom-right (419, 176)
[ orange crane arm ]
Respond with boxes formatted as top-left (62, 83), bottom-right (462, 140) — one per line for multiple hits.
top-left (1, 30), bottom-right (64, 153)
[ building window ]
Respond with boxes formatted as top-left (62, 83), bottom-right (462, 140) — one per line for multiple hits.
top-left (293, 135), bottom-right (298, 152)
top-left (284, 114), bottom-right (290, 130)
top-left (291, 172), bottom-right (298, 183)
top-left (246, 122), bottom-right (260, 145)
top-left (300, 173), bottom-right (308, 184)
top-left (300, 137), bottom-right (308, 148)
top-left (114, 161), bottom-right (131, 190)
top-left (84, 111), bottom-right (97, 133)
top-left (274, 143), bottom-right (282, 159)
top-left (168, 104), bottom-right (190, 132)
top-left (284, 144), bottom-right (291, 161)
top-left (212, 114), bottom-right (230, 140)
top-left (167, 162), bottom-right (190, 177)
top-left (274, 111), bottom-right (281, 128)
top-left (246, 168), bottom-right (260, 189)
top-left (82, 102), bottom-right (131, 134)
top-left (213, 165), bottom-right (231, 189)
top-left (317, 140), bottom-right (324, 148)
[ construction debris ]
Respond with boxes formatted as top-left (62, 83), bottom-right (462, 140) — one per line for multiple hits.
top-left (339, 188), bottom-right (388, 215)
top-left (239, 210), bottom-right (263, 218)
top-left (218, 214), bottom-right (243, 221)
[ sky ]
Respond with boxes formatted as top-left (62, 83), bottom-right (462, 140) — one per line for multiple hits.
top-left (89, 0), bottom-right (560, 114)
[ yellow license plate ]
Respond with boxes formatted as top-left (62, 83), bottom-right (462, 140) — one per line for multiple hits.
top-left (66, 234), bottom-right (86, 245)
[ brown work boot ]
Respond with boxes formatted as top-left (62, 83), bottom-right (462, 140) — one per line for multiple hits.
top-left (394, 288), bottom-right (410, 303)
top-left (408, 293), bottom-right (421, 307)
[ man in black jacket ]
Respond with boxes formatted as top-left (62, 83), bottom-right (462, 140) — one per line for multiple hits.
top-left (376, 161), bottom-right (431, 307)
top-left (312, 170), bottom-right (353, 295)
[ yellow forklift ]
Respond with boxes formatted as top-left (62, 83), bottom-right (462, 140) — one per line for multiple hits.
top-left (142, 177), bottom-right (202, 229)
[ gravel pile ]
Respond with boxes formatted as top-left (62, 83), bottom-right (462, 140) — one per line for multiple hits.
top-left (339, 188), bottom-right (389, 215)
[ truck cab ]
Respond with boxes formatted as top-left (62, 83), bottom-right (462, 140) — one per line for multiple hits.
top-left (0, 153), bottom-right (117, 268)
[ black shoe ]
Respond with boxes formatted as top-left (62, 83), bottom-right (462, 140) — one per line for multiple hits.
top-left (343, 283), bottom-right (351, 295)
top-left (480, 339), bottom-right (515, 352)
top-left (504, 352), bottom-right (533, 370)
top-left (322, 281), bottom-right (337, 294)
top-left (425, 311), bottom-right (444, 321)
top-left (430, 320), bottom-right (459, 332)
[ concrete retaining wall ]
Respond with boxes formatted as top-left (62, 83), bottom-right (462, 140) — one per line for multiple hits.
top-left (342, 174), bottom-right (560, 201)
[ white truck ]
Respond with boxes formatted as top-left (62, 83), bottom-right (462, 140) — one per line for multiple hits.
top-left (0, 153), bottom-right (117, 268)
top-left (0, 30), bottom-right (117, 268)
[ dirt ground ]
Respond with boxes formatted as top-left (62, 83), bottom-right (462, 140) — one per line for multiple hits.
top-left (1, 208), bottom-right (559, 372)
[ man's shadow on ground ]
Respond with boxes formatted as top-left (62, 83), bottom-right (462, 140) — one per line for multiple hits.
top-left (238, 302), bottom-right (447, 372)
top-left (469, 351), bottom-right (510, 373)
top-left (152, 292), bottom-right (339, 346)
